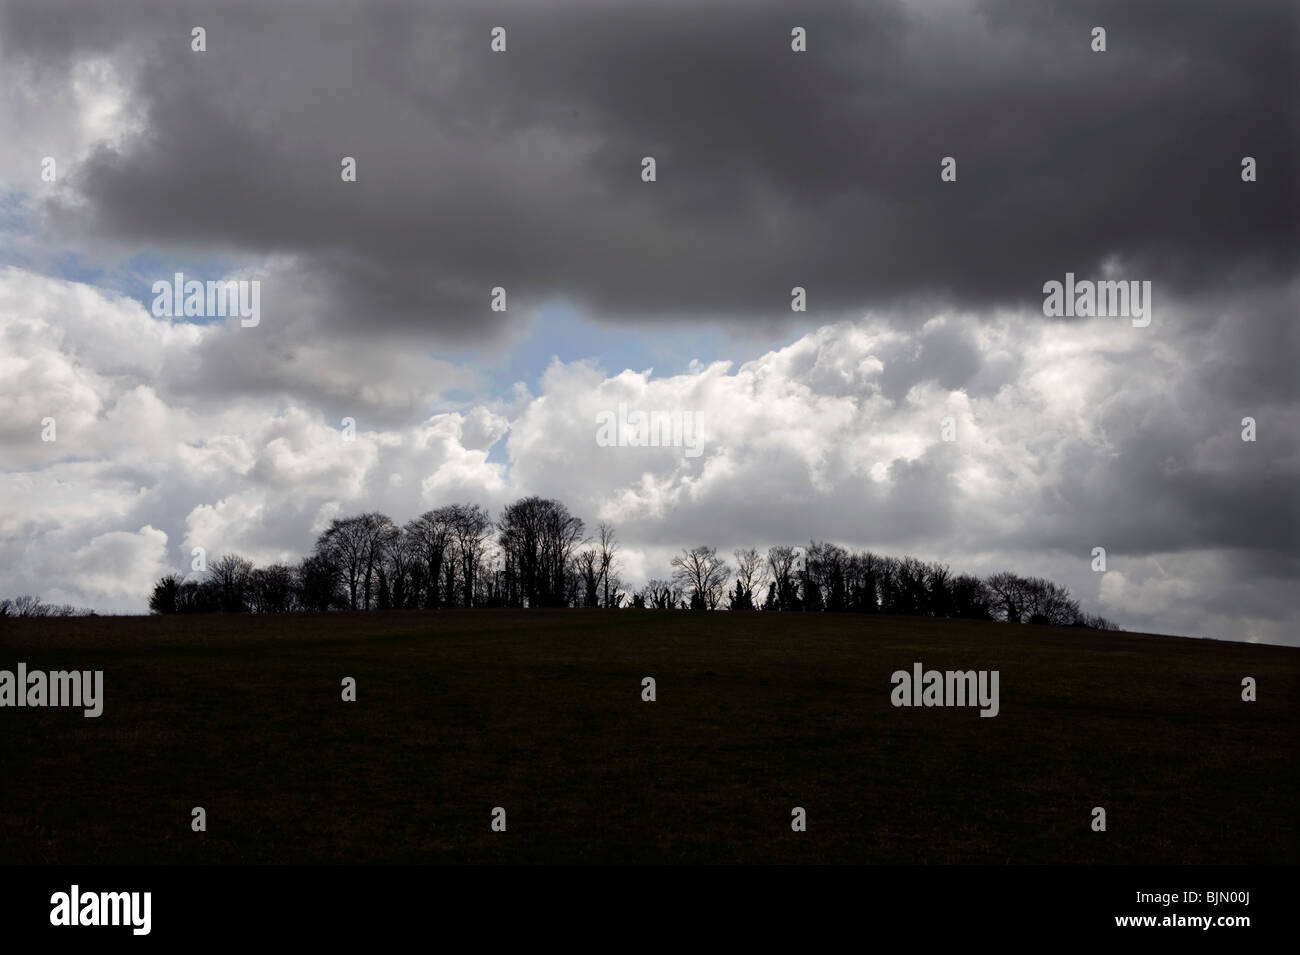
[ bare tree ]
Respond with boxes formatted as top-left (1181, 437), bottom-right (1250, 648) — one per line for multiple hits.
top-left (45, 604), bottom-right (86, 616)
top-left (0, 596), bottom-right (90, 617)
top-left (406, 509), bottom-right (454, 608)
top-left (297, 554), bottom-right (339, 611)
top-left (450, 504), bottom-right (493, 607)
top-left (381, 524), bottom-right (423, 609)
top-left (315, 517), bottom-right (370, 610)
top-left (207, 554), bottom-right (254, 613)
top-left (314, 513), bottom-right (393, 609)
top-left (925, 562), bottom-right (953, 617)
top-left (1076, 612), bottom-right (1121, 630)
top-left (803, 541), bottom-right (850, 611)
top-left (949, 573), bottom-right (992, 619)
top-left (892, 556), bottom-right (929, 616)
top-left (671, 545), bottom-right (730, 610)
top-left (575, 522), bottom-right (622, 609)
top-left (497, 496), bottom-right (585, 607)
top-left (6, 595), bottom-right (49, 617)
top-left (361, 514), bottom-right (397, 610)
top-left (597, 522), bottom-right (620, 608)
top-left (1022, 577), bottom-right (1080, 626)
top-left (766, 546), bottom-right (800, 610)
top-left (735, 548), bottom-right (766, 603)
top-left (641, 578), bottom-right (681, 609)
top-left (576, 547), bottom-right (601, 607)
top-left (249, 564), bottom-right (296, 613)
top-left (985, 571), bottom-right (1031, 623)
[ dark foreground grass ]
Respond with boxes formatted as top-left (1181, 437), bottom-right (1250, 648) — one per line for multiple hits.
top-left (1, 609), bottom-right (1296, 864)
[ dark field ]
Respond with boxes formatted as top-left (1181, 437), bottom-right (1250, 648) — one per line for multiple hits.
top-left (1, 610), bottom-right (1296, 864)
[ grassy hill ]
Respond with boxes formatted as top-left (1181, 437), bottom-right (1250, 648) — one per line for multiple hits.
top-left (1, 609), bottom-right (1295, 864)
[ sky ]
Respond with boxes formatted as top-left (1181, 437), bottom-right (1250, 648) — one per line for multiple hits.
top-left (0, 0), bottom-right (1296, 642)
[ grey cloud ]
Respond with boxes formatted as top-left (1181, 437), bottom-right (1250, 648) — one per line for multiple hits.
top-left (4, 0), bottom-right (1294, 340)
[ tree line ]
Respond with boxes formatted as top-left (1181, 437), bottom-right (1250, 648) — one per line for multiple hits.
top-left (0, 595), bottom-right (95, 617)
top-left (146, 495), bottom-right (1120, 629)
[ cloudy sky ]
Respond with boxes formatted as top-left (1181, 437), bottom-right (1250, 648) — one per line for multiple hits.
top-left (0, 0), bottom-right (1295, 642)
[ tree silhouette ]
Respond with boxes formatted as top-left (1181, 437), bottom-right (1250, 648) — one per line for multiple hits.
top-left (671, 546), bottom-right (730, 610)
top-left (134, 497), bottom-right (1119, 629)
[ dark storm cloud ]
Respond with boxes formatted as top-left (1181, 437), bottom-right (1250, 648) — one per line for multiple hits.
top-left (3, 0), bottom-right (1295, 339)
